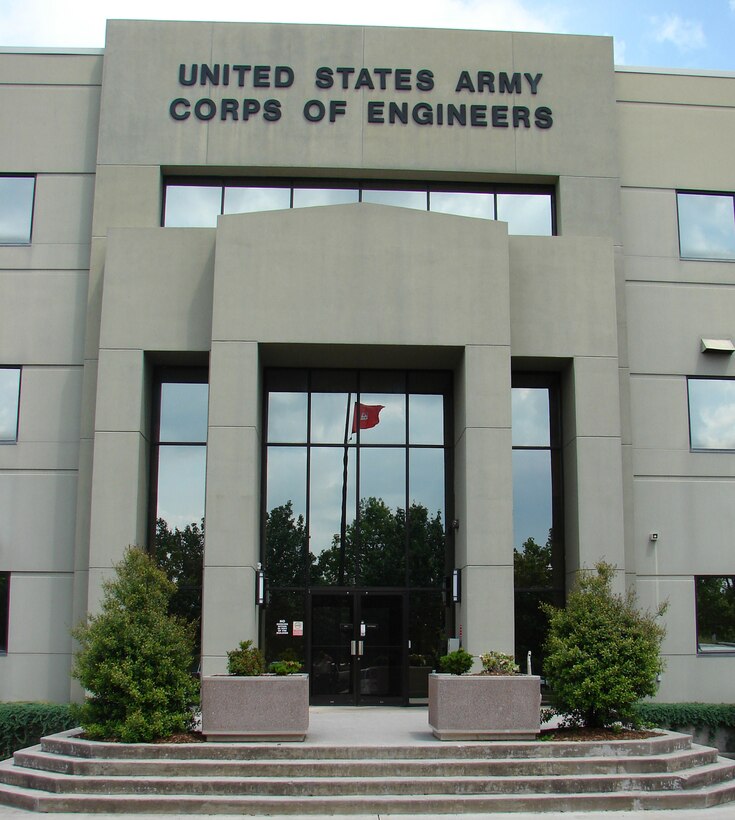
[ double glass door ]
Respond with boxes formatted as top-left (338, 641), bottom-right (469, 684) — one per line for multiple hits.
top-left (310, 591), bottom-right (404, 705)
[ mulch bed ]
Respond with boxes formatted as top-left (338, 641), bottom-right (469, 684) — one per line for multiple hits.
top-left (540, 727), bottom-right (660, 742)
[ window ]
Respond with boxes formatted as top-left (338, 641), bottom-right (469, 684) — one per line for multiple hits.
top-left (696, 576), bottom-right (735, 653)
top-left (688, 378), bottom-right (735, 450)
top-left (677, 192), bottom-right (735, 261)
top-left (0, 176), bottom-right (35, 244)
top-left (163, 178), bottom-right (555, 236)
top-left (0, 367), bottom-right (21, 443)
top-left (0, 572), bottom-right (8, 653)
top-left (151, 370), bottom-right (208, 643)
top-left (512, 375), bottom-right (564, 671)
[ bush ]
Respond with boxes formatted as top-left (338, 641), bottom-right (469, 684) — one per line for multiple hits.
top-left (633, 702), bottom-right (735, 731)
top-left (438, 648), bottom-right (474, 675)
top-left (227, 640), bottom-right (266, 676)
top-left (542, 561), bottom-right (667, 729)
top-left (0, 703), bottom-right (76, 759)
top-left (480, 651), bottom-right (520, 675)
top-left (269, 660), bottom-right (303, 676)
top-left (71, 547), bottom-right (199, 743)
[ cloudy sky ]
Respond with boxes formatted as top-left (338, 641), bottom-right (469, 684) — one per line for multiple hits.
top-left (2, 0), bottom-right (735, 71)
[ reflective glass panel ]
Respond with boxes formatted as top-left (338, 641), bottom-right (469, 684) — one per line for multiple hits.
top-left (224, 186), bottom-right (290, 214)
top-left (266, 445), bottom-right (307, 522)
top-left (156, 445), bottom-right (207, 531)
top-left (429, 191), bottom-right (494, 219)
top-left (409, 448), bottom-right (445, 588)
top-left (512, 387), bottom-right (550, 447)
top-left (688, 379), bottom-right (735, 449)
top-left (164, 185), bottom-right (221, 227)
top-left (408, 394), bottom-right (443, 445)
top-left (696, 576), bottom-right (735, 652)
top-left (293, 188), bottom-right (359, 208)
top-left (0, 368), bottom-right (21, 442)
top-left (361, 189), bottom-right (427, 210)
top-left (356, 393), bottom-right (405, 444)
top-left (0, 177), bottom-right (34, 243)
top-left (512, 449), bottom-right (553, 559)
top-left (265, 502), bottom-right (307, 588)
top-left (311, 393), bottom-right (356, 444)
top-left (268, 392), bottom-right (308, 443)
top-left (360, 447), bottom-right (405, 513)
top-left (309, 446), bottom-right (356, 559)
top-left (496, 193), bottom-right (552, 236)
top-left (264, 590), bottom-right (306, 664)
top-left (678, 193), bottom-right (735, 261)
top-left (159, 382), bottom-right (209, 442)
top-left (408, 591), bottom-right (444, 699)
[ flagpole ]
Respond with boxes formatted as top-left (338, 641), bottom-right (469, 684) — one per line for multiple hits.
top-left (339, 393), bottom-right (352, 586)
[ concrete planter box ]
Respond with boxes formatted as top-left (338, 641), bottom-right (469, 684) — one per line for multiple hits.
top-left (428, 673), bottom-right (541, 740)
top-left (201, 674), bottom-right (309, 741)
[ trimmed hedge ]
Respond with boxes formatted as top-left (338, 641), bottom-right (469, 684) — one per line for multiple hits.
top-left (0, 702), bottom-right (76, 759)
top-left (633, 702), bottom-right (735, 731)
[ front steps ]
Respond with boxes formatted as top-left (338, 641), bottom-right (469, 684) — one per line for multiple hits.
top-left (1, 728), bottom-right (734, 813)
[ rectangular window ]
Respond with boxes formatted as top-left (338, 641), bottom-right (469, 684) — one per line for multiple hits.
top-left (677, 192), bottom-right (735, 261)
top-left (688, 378), bottom-right (735, 450)
top-left (0, 572), bottom-right (8, 653)
top-left (163, 178), bottom-right (555, 235)
top-left (0, 367), bottom-right (21, 443)
top-left (696, 576), bottom-right (735, 653)
top-left (0, 176), bottom-right (35, 245)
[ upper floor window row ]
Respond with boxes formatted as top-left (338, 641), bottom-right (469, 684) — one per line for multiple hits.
top-left (677, 192), bottom-right (735, 261)
top-left (0, 176), bottom-right (35, 245)
top-left (0, 367), bottom-right (21, 443)
top-left (163, 179), bottom-right (555, 236)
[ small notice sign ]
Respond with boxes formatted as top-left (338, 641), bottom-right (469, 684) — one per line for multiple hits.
top-left (293, 621), bottom-right (304, 636)
top-left (276, 619), bottom-right (289, 635)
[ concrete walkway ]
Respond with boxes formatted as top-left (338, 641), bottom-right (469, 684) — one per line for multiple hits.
top-left (1, 707), bottom-right (732, 818)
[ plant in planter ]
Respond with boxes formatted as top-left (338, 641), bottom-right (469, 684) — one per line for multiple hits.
top-left (429, 647), bottom-right (540, 740)
top-left (201, 640), bottom-right (309, 742)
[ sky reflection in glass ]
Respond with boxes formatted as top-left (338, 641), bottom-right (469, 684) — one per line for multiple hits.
top-left (164, 185), bottom-right (221, 227)
top-left (678, 193), bottom-right (735, 260)
top-left (157, 445), bottom-right (206, 530)
top-left (0, 177), bottom-right (34, 243)
top-left (159, 382), bottom-right (209, 442)
top-left (497, 193), bottom-right (552, 236)
top-left (0, 368), bottom-right (21, 441)
top-left (293, 188), bottom-right (359, 208)
top-left (688, 379), bottom-right (735, 449)
top-left (512, 449), bottom-right (553, 550)
top-left (512, 388), bottom-right (550, 446)
top-left (224, 186), bottom-right (290, 214)
top-left (429, 191), bottom-right (494, 219)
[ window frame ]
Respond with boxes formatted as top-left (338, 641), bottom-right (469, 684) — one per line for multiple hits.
top-left (687, 376), bottom-right (735, 452)
top-left (695, 575), bottom-right (735, 655)
top-left (0, 175), bottom-right (36, 246)
top-left (0, 366), bottom-right (22, 444)
top-left (676, 190), bottom-right (735, 262)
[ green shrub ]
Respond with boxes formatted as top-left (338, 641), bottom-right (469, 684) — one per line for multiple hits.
top-left (438, 648), bottom-right (474, 675)
top-left (480, 651), bottom-right (520, 675)
top-left (542, 561), bottom-right (667, 729)
top-left (269, 660), bottom-right (303, 676)
top-left (633, 702), bottom-right (735, 731)
top-left (71, 547), bottom-right (199, 743)
top-left (0, 703), bottom-right (76, 759)
top-left (226, 640), bottom-right (266, 676)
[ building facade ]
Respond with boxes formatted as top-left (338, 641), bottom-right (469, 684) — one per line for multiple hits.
top-left (1, 19), bottom-right (734, 705)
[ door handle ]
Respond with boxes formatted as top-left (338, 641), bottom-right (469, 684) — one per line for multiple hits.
top-left (350, 640), bottom-right (364, 657)
top-left (350, 640), bottom-right (357, 656)
top-left (358, 640), bottom-right (364, 656)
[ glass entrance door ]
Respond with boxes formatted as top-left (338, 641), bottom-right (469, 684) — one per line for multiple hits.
top-left (310, 591), bottom-right (405, 705)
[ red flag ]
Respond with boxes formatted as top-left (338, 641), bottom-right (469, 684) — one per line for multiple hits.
top-left (352, 403), bottom-right (384, 433)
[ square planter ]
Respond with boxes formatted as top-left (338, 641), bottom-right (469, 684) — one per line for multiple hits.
top-left (428, 673), bottom-right (541, 740)
top-left (201, 674), bottom-right (309, 741)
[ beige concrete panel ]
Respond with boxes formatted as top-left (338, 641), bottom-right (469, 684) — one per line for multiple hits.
top-left (0, 652), bottom-right (73, 703)
top-left (512, 34), bottom-right (617, 178)
top-left (14, 366), bottom-right (83, 444)
top-left (208, 341), bottom-right (259, 430)
top-left (204, 425), bottom-right (260, 568)
top-left (0, 52), bottom-right (103, 85)
top-left (655, 654), bottom-right (735, 703)
top-left (558, 176), bottom-right (622, 243)
top-left (635, 576), bottom-right (694, 657)
top-left (563, 437), bottom-right (580, 572)
top-left (626, 282), bottom-right (735, 376)
top-left (94, 348), bottom-right (147, 434)
top-left (73, 438), bottom-right (94, 574)
top-left (630, 375), bottom-right (689, 451)
top-left (0, 271), bottom-right (87, 364)
top-left (509, 236), bottom-right (618, 358)
top-left (621, 443), bottom-right (636, 576)
top-left (101, 228), bottom-right (215, 351)
top-left (618, 363), bottom-right (632, 446)
top-left (213, 205), bottom-right (508, 348)
top-left (632, 477), bottom-right (735, 577)
top-left (92, 165), bottom-right (162, 237)
top-left (613, 248), bottom-right (629, 372)
top-left (7, 572), bottom-right (74, 654)
top-left (616, 69), bottom-right (735, 108)
top-left (618, 104), bottom-right (735, 190)
top-left (620, 188), bottom-right (679, 260)
top-left (459, 564), bottom-right (514, 657)
top-left (83, 238), bottom-right (106, 360)
top-left (201, 564), bottom-right (259, 674)
top-left (565, 356), bottom-right (622, 442)
top-left (0, 244), bottom-right (91, 271)
top-left (0, 442), bottom-right (79, 471)
top-left (633, 448), bottom-right (735, 479)
top-left (454, 345), bottom-right (512, 437)
top-left (88, 431), bottom-right (149, 570)
top-left (0, 86), bottom-right (100, 173)
top-left (0, 472), bottom-right (77, 571)
top-left (624, 254), bottom-right (735, 286)
top-left (78, 358), bottom-right (99, 441)
top-left (33, 174), bottom-right (95, 246)
top-left (455, 427), bottom-right (513, 567)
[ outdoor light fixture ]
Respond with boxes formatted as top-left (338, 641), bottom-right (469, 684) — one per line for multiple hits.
top-left (255, 565), bottom-right (267, 607)
top-left (701, 338), bottom-right (735, 354)
top-left (452, 568), bottom-right (462, 604)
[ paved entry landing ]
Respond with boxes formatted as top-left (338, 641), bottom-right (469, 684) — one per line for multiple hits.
top-left (304, 706), bottom-right (435, 746)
